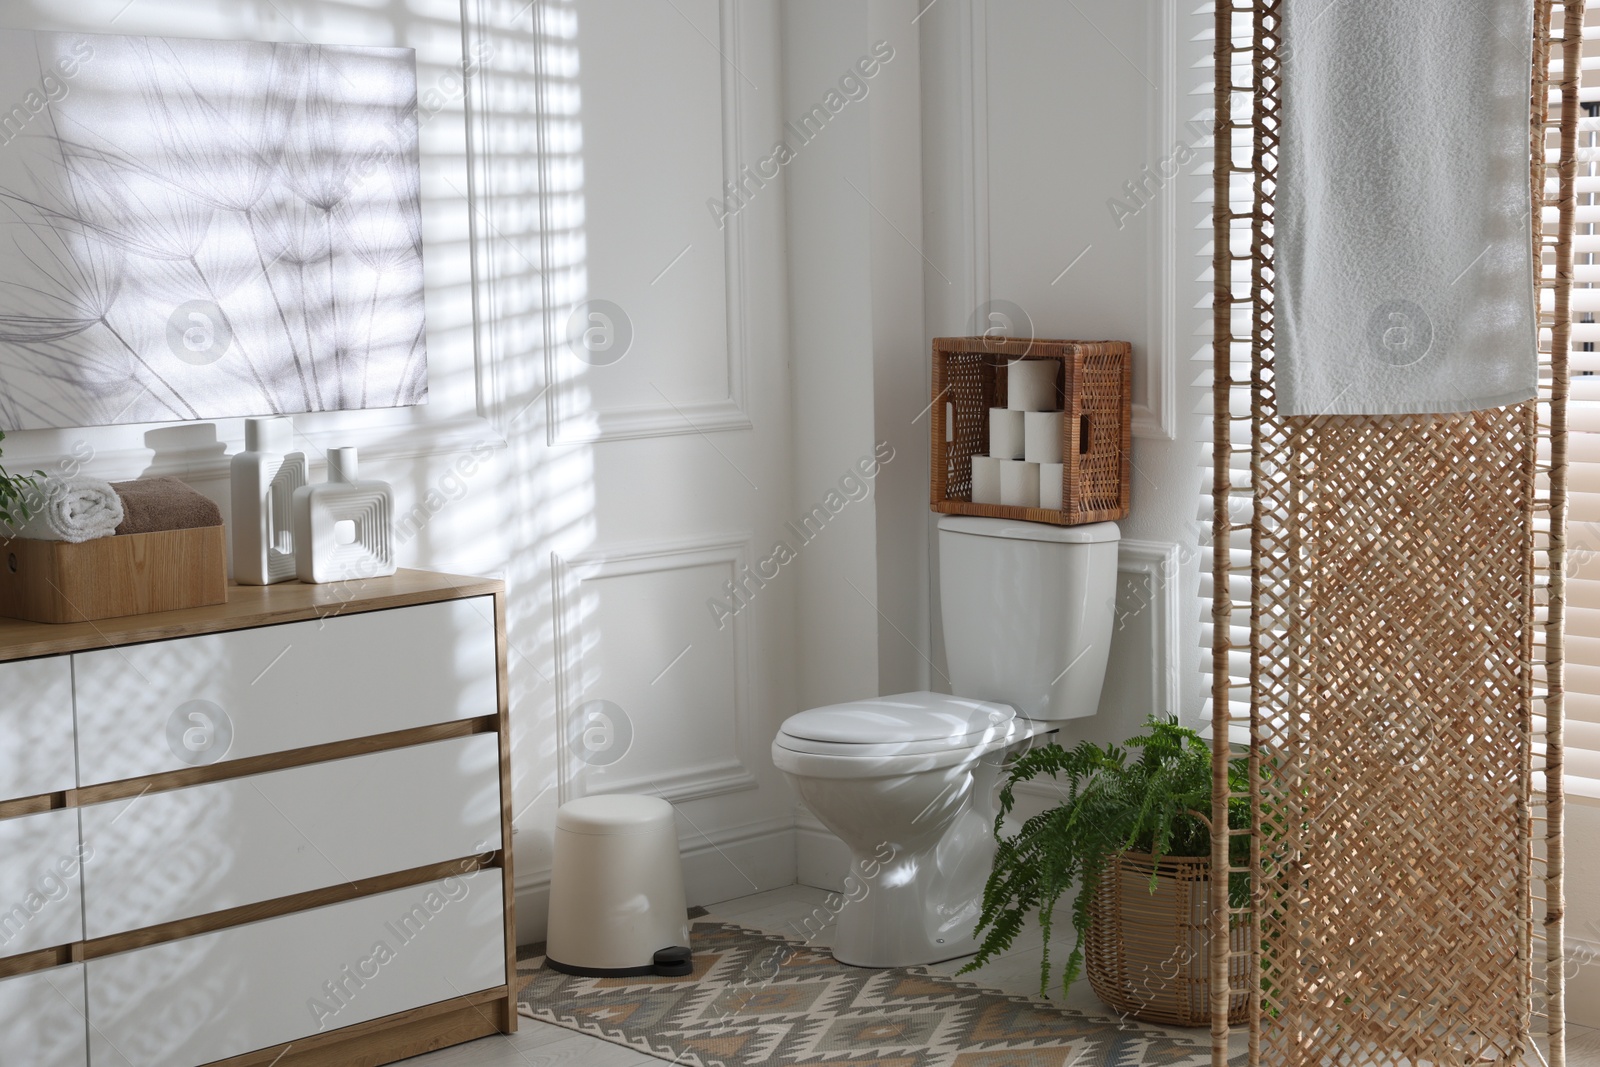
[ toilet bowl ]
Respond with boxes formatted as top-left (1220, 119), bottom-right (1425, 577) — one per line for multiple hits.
top-left (771, 691), bottom-right (1050, 966)
top-left (772, 516), bottom-right (1120, 968)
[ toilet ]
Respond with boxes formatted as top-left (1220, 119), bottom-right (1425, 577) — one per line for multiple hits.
top-left (771, 515), bottom-right (1120, 967)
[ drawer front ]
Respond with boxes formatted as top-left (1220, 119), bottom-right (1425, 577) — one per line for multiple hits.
top-left (0, 657), bottom-right (75, 801)
top-left (0, 808), bottom-right (85, 958)
top-left (0, 963), bottom-right (88, 1067)
top-left (87, 870), bottom-right (505, 1067)
top-left (80, 734), bottom-right (502, 939)
top-left (75, 597), bottom-right (498, 785)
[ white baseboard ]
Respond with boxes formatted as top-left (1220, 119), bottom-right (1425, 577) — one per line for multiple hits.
top-left (682, 815), bottom-right (798, 907)
top-left (514, 816), bottom-right (797, 946)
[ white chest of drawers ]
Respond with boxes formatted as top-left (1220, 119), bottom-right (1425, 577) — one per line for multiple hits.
top-left (0, 571), bottom-right (516, 1067)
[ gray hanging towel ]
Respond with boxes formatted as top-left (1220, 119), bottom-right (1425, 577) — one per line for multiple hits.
top-left (1275, 0), bottom-right (1539, 417)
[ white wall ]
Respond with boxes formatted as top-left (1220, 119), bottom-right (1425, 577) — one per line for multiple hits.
top-left (919, 0), bottom-right (1202, 755)
top-left (513, 0), bottom-right (808, 937)
top-left (779, 0), bottom-right (932, 882)
top-left (792, 0), bottom-right (1203, 888)
top-left (864, 1), bottom-right (933, 698)
top-left (781, 2), bottom-right (883, 714)
top-left (1570, 797), bottom-right (1600, 1027)
top-left (0, 0), bottom-right (810, 945)
top-left (13, 10), bottom-right (1581, 1031)
top-left (779, 0), bottom-right (928, 716)
top-left (0, 0), bottom-right (1203, 918)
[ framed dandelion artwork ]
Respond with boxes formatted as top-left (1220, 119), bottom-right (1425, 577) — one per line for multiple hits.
top-left (0, 30), bottom-right (428, 428)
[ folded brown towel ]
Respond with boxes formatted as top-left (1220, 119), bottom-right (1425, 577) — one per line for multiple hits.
top-left (111, 477), bottom-right (223, 536)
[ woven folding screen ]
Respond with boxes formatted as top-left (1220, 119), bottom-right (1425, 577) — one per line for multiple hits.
top-left (1207, 2), bottom-right (1580, 1064)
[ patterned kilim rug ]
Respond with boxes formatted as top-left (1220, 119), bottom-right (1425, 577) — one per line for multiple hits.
top-left (517, 921), bottom-right (1209, 1067)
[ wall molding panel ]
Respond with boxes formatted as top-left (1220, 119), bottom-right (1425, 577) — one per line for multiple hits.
top-left (1113, 538), bottom-right (1181, 720)
top-left (958, 0), bottom-right (1176, 441)
top-left (536, 0), bottom-right (752, 446)
top-left (550, 533), bottom-right (758, 808)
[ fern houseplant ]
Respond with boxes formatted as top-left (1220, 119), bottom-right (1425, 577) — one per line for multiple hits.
top-left (0, 429), bottom-right (44, 532)
top-left (962, 716), bottom-right (1254, 1026)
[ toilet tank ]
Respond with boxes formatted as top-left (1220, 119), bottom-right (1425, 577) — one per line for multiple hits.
top-left (937, 516), bottom-right (1120, 722)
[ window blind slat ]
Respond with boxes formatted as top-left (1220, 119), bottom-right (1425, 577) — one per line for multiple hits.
top-left (1563, 604), bottom-right (1600, 636)
top-left (1565, 691), bottom-right (1600, 729)
top-left (1564, 489), bottom-right (1600, 524)
top-left (1563, 430), bottom-right (1600, 465)
top-left (1541, 205), bottom-right (1600, 227)
top-left (1565, 404), bottom-right (1600, 434)
top-left (1540, 287), bottom-right (1600, 312)
top-left (1568, 722), bottom-right (1600, 776)
top-left (1541, 262), bottom-right (1600, 281)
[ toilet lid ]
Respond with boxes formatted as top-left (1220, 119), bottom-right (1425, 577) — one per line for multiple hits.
top-left (779, 691), bottom-right (1015, 745)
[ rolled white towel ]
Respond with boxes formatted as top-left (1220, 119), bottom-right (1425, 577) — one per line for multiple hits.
top-left (9, 476), bottom-right (124, 543)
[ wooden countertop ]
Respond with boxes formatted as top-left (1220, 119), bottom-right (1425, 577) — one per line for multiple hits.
top-left (0, 568), bottom-right (503, 662)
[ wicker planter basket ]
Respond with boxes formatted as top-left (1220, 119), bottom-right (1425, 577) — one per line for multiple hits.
top-left (1084, 851), bottom-right (1250, 1028)
top-left (929, 337), bottom-right (1130, 526)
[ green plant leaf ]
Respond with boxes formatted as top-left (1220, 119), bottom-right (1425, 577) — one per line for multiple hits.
top-left (0, 428), bottom-right (44, 529)
top-left (960, 715), bottom-right (1270, 998)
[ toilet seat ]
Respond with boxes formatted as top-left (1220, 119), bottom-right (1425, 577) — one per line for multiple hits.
top-left (772, 692), bottom-right (1020, 778)
top-left (773, 727), bottom-right (1008, 759)
top-left (779, 692), bottom-right (1015, 744)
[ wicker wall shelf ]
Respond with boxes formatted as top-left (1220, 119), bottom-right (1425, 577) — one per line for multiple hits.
top-left (929, 337), bottom-right (1131, 526)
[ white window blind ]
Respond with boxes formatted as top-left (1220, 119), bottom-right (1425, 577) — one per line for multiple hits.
top-left (1194, 0), bottom-right (1254, 744)
top-left (1552, 8), bottom-right (1600, 796)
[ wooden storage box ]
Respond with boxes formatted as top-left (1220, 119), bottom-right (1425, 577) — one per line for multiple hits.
top-left (931, 337), bottom-right (1131, 525)
top-left (0, 526), bottom-right (227, 624)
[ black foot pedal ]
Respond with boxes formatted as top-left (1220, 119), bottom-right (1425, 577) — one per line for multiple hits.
top-left (652, 946), bottom-right (692, 977)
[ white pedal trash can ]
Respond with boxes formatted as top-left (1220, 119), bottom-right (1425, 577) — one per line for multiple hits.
top-left (545, 794), bottom-right (693, 977)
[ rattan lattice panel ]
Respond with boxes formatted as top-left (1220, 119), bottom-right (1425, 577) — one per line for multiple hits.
top-left (1209, 0), bottom-right (1578, 1063)
top-left (1255, 412), bottom-right (1537, 1063)
top-left (1077, 348), bottom-right (1127, 516)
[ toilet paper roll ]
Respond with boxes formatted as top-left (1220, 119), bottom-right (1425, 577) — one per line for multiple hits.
top-left (1006, 359), bottom-right (1058, 411)
top-left (1025, 411), bottom-right (1064, 464)
top-left (1040, 462), bottom-right (1064, 510)
top-left (988, 408), bottom-right (1025, 459)
top-left (999, 460), bottom-right (1041, 507)
top-left (971, 456), bottom-right (1003, 505)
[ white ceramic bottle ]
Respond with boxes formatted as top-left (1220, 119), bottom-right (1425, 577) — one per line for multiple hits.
top-left (230, 417), bottom-right (307, 585)
top-left (291, 447), bottom-right (396, 584)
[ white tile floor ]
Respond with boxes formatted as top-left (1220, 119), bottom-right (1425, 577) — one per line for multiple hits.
top-left (404, 883), bottom-right (1600, 1066)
